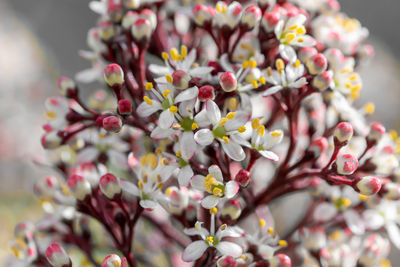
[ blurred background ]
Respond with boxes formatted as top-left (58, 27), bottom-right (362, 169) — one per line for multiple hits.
top-left (1, 0), bottom-right (400, 264)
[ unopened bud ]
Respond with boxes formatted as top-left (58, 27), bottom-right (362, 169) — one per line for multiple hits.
top-left (235, 169), bottom-right (251, 187)
top-left (45, 243), bottom-right (72, 267)
top-left (57, 77), bottom-right (76, 97)
top-left (123, 0), bottom-right (140, 10)
top-left (382, 182), bottom-right (400, 200)
top-left (354, 176), bottom-right (382, 196)
top-left (217, 256), bottom-right (238, 267)
top-left (268, 254), bottom-right (291, 267)
top-left (221, 199), bottom-right (242, 220)
top-left (14, 221), bottom-right (35, 240)
top-left (198, 85), bottom-right (215, 100)
top-left (261, 11), bottom-right (280, 33)
top-left (334, 122), bottom-right (353, 144)
top-left (193, 4), bottom-right (215, 26)
top-left (118, 99), bottom-right (132, 115)
top-left (131, 18), bottom-right (153, 41)
top-left (67, 175), bottom-right (91, 201)
top-left (241, 5), bottom-right (262, 30)
top-left (312, 71), bottom-right (333, 91)
top-left (104, 64), bottom-right (124, 87)
top-left (107, 1), bottom-right (123, 23)
top-left (367, 122), bottom-right (385, 143)
top-left (100, 173), bottom-right (121, 199)
top-left (140, 9), bottom-right (157, 30)
top-left (336, 154), bottom-right (358, 175)
top-left (306, 53), bottom-right (328, 75)
top-left (102, 116), bottom-right (122, 132)
top-left (122, 11), bottom-right (139, 29)
top-left (102, 254), bottom-right (121, 267)
top-left (308, 137), bottom-right (328, 157)
top-left (172, 70), bottom-right (191, 90)
top-left (220, 72), bottom-right (237, 92)
top-left (34, 176), bottom-right (60, 197)
top-left (298, 47), bottom-right (318, 64)
top-left (41, 132), bottom-right (62, 150)
top-left (98, 21), bottom-right (115, 41)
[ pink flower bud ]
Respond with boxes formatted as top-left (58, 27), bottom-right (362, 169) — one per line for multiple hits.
top-left (98, 21), bottom-right (115, 41)
top-left (219, 72), bottom-right (237, 92)
top-left (382, 182), bottom-right (400, 200)
top-left (14, 221), bottom-right (35, 240)
top-left (34, 176), bottom-right (60, 197)
top-left (367, 122), bottom-right (385, 143)
top-left (298, 47), bottom-right (318, 64)
top-left (241, 5), bottom-right (262, 30)
top-left (193, 4), bottom-right (215, 26)
top-left (131, 18), bottom-right (153, 41)
top-left (221, 199), bottom-right (242, 220)
top-left (100, 173), bottom-right (121, 199)
top-left (312, 71), bottom-right (333, 91)
top-left (198, 85), bottom-right (215, 100)
top-left (103, 116), bottom-right (122, 132)
top-left (45, 243), bottom-right (72, 267)
top-left (140, 9), bottom-right (157, 30)
top-left (261, 11), bottom-right (280, 32)
top-left (102, 254), bottom-right (121, 267)
top-left (107, 1), bottom-right (123, 23)
top-left (235, 169), bottom-right (251, 187)
top-left (172, 70), bottom-right (191, 90)
top-left (122, 11), bottom-right (139, 29)
top-left (269, 254), bottom-right (291, 267)
top-left (128, 153), bottom-right (139, 169)
top-left (41, 132), bottom-right (62, 150)
top-left (217, 256), bottom-right (238, 267)
top-left (57, 77), bottom-right (76, 97)
top-left (104, 64), bottom-right (124, 87)
top-left (333, 122), bottom-right (353, 144)
top-left (306, 53), bottom-right (327, 75)
top-left (308, 137), bottom-right (328, 157)
top-left (336, 154), bottom-right (358, 175)
top-left (354, 176), bottom-right (382, 196)
top-left (118, 99), bottom-right (132, 115)
top-left (67, 175), bottom-right (92, 201)
top-left (123, 0), bottom-right (140, 9)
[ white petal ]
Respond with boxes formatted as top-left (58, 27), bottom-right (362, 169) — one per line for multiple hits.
top-left (175, 87), bottom-right (199, 103)
top-left (386, 222), bottom-right (400, 249)
top-left (140, 200), bottom-right (158, 209)
top-left (180, 132), bottom-right (197, 160)
top-left (160, 165), bottom-right (178, 181)
top-left (205, 100), bottom-right (221, 126)
top-left (75, 68), bottom-right (101, 83)
top-left (194, 109), bottom-right (211, 128)
top-left (262, 85), bottom-right (283, 97)
top-left (120, 180), bottom-right (140, 197)
top-left (190, 175), bottom-right (206, 191)
top-left (221, 141), bottom-right (245, 161)
top-left (178, 165), bottom-right (194, 187)
top-left (77, 147), bottom-right (99, 163)
top-left (225, 181), bottom-right (239, 199)
top-left (137, 101), bottom-right (161, 117)
top-left (208, 165), bottom-right (223, 182)
top-left (216, 242), bottom-right (242, 257)
top-left (258, 150), bottom-right (279, 161)
top-left (224, 112), bottom-right (251, 132)
top-left (289, 77), bottom-right (307, 89)
top-left (313, 202), bottom-right (337, 222)
top-left (194, 129), bottom-right (214, 146)
top-left (201, 195), bottom-right (220, 209)
top-left (89, 1), bottom-right (106, 14)
top-left (182, 241), bottom-right (208, 262)
top-left (150, 127), bottom-right (175, 140)
top-left (148, 64), bottom-right (170, 76)
top-left (279, 45), bottom-right (296, 63)
top-left (343, 210), bottom-right (365, 235)
top-left (159, 110), bottom-right (175, 129)
top-left (189, 67), bottom-right (214, 76)
top-left (362, 209), bottom-right (384, 230)
top-left (181, 50), bottom-right (197, 71)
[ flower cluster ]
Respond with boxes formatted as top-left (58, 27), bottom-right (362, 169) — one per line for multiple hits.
top-left (8, 0), bottom-right (400, 266)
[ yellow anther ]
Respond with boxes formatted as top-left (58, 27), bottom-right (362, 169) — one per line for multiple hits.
top-left (294, 60), bottom-right (301, 68)
top-left (219, 118), bottom-right (228, 127)
top-left (169, 106), bottom-right (178, 113)
top-left (157, 182), bottom-right (164, 190)
top-left (251, 80), bottom-right (258, 89)
top-left (191, 122), bottom-right (199, 130)
top-left (226, 97), bottom-right (238, 111)
top-left (288, 24), bottom-right (298, 31)
top-left (170, 48), bottom-right (179, 61)
top-left (352, 84), bottom-right (362, 92)
top-left (176, 150), bottom-right (182, 157)
top-left (138, 181), bottom-right (144, 190)
top-left (213, 187), bottom-right (223, 197)
top-left (205, 174), bottom-right (213, 181)
top-left (181, 45), bottom-right (187, 58)
top-left (297, 37), bottom-right (304, 43)
top-left (222, 136), bottom-right (230, 143)
top-left (276, 59), bottom-right (285, 74)
top-left (46, 111), bottom-right (57, 120)
top-left (165, 74), bottom-right (173, 83)
top-left (166, 187), bottom-right (172, 195)
top-left (259, 77), bottom-right (266, 84)
top-left (249, 59), bottom-right (257, 68)
top-left (350, 91), bottom-right (360, 99)
top-left (279, 240), bottom-right (288, 247)
top-left (219, 224), bottom-right (227, 231)
top-left (238, 126), bottom-right (246, 133)
top-left (285, 33), bottom-right (296, 43)
top-left (206, 236), bottom-right (214, 244)
top-left (268, 228), bottom-right (274, 234)
top-left (266, 67), bottom-right (273, 77)
top-left (364, 102), bottom-right (375, 115)
top-left (240, 43), bottom-right (252, 50)
top-left (345, 83), bottom-right (352, 89)
top-left (359, 194), bottom-right (368, 201)
top-left (145, 82), bottom-right (153, 91)
top-left (216, 2), bottom-right (226, 13)
top-left (257, 125), bottom-right (265, 136)
top-left (251, 118), bottom-right (260, 129)
top-left (226, 112), bottom-right (236, 120)
top-left (143, 96), bottom-right (153, 105)
top-left (195, 221), bottom-right (202, 231)
top-left (239, 254), bottom-right (247, 260)
top-left (259, 219), bottom-right (266, 228)
top-left (142, 174), bottom-right (148, 184)
top-left (329, 230), bottom-right (342, 241)
top-left (296, 26), bottom-right (306, 35)
top-left (161, 52), bottom-right (169, 61)
top-left (271, 130), bottom-right (282, 137)
top-left (210, 207), bottom-right (218, 214)
top-left (349, 74), bottom-right (358, 81)
top-left (389, 130), bottom-right (398, 140)
top-left (160, 157), bottom-right (169, 165)
top-left (242, 60), bottom-right (249, 69)
top-left (163, 89), bottom-right (171, 98)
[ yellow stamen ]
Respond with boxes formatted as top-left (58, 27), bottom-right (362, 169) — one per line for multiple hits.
top-left (192, 122), bottom-right (199, 130)
top-left (389, 130), bottom-right (398, 140)
top-left (165, 74), bottom-right (173, 83)
top-left (259, 77), bottom-right (266, 84)
top-left (212, 187), bottom-right (223, 197)
top-left (222, 136), bottom-right (230, 143)
top-left (268, 228), bottom-right (274, 234)
top-left (259, 219), bottom-right (266, 228)
top-left (238, 126), bottom-right (246, 133)
top-left (276, 59), bottom-right (285, 74)
top-left (166, 187), bottom-right (172, 195)
top-left (157, 182), bottom-right (164, 190)
top-left (257, 125), bottom-right (265, 136)
top-left (181, 45), bottom-right (187, 58)
top-left (251, 118), bottom-right (260, 129)
top-left (45, 111), bottom-right (57, 120)
top-left (161, 52), bottom-right (169, 61)
top-left (297, 37), bottom-right (304, 43)
top-left (219, 118), bottom-right (228, 126)
top-left (279, 240), bottom-right (288, 247)
top-left (210, 207), bottom-right (218, 214)
top-left (271, 130), bottom-right (282, 137)
top-left (170, 48), bottom-right (179, 61)
top-left (169, 106), bottom-right (178, 113)
top-left (143, 96), bottom-right (152, 105)
top-left (242, 60), bottom-right (249, 69)
top-left (285, 33), bottom-right (296, 43)
top-left (145, 82), bottom-right (153, 91)
top-left (206, 236), bottom-right (214, 244)
top-left (364, 102), bottom-right (375, 115)
top-left (219, 224), bottom-right (227, 231)
top-left (251, 80), bottom-right (258, 89)
top-left (226, 112), bottom-right (236, 120)
top-left (249, 59), bottom-right (257, 68)
top-left (176, 150), bottom-right (182, 157)
top-left (266, 67), bottom-right (272, 77)
top-left (226, 97), bottom-right (238, 111)
top-left (163, 90), bottom-right (171, 98)
top-left (294, 60), bottom-right (301, 68)
top-left (138, 181), bottom-right (143, 190)
top-left (296, 26), bottom-right (306, 35)
top-left (288, 24), bottom-right (298, 31)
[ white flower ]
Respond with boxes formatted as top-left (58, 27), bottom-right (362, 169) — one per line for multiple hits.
top-left (45, 96), bottom-right (70, 130)
top-left (194, 100), bottom-right (250, 161)
top-left (190, 165), bottom-right (239, 209)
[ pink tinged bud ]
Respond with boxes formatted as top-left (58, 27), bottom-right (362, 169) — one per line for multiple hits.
top-left (107, 1), bottom-right (123, 23)
top-left (123, 0), bottom-right (140, 9)
top-left (131, 18), bottom-right (153, 41)
top-left (336, 154), bottom-right (358, 175)
top-left (241, 5), bottom-right (262, 29)
top-left (198, 85), bottom-right (215, 100)
top-left (102, 254), bottom-right (121, 267)
top-left (104, 64), bottom-right (124, 86)
top-left (67, 175), bottom-right (91, 201)
top-left (312, 71), bottom-right (333, 91)
top-left (235, 169), bottom-right (251, 187)
top-left (140, 9), bottom-right (157, 30)
top-left (45, 243), bottom-right (71, 267)
top-left (219, 72), bottom-right (237, 92)
top-left (122, 11), bottom-right (139, 29)
top-left (309, 137), bottom-right (328, 157)
top-left (261, 12), bottom-right (280, 32)
top-left (172, 70), bottom-right (191, 90)
top-left (298, 47), bottom-right (318, 64)
top-left (269, 254), bottom-right (291, 267)
top-left (221, 199), bottom-right (242, 220)
top-left (14, 221), bottom-right (35, 240)
top-left (118, 99), bottom-right (132, 115)
top-left (102, 116), bottom-right (122, 132)
top-left (354, 176), bottom-right (382, 196)
top-left (217, 256), bottom-right (238, 267)
top-left (57, 77), bottom-right (76, 96)
top-left (98, 21), bottom-right (115, 41)
top-left (34, 176), bottom-right (59, 197)
top-left (192, 4), bottom-right (215, 26)
top-left (382, 182), bottom-right (400, 200)
top-left (306, 54), bottom-right (328, 75)
top-left (128, 153), bottom-right (139, 169)
top-left (334, 122), bottom-right (353, 144)
top-left (100, 173), bottom-right (121, 199)
top-left (367, 122), bottom-right (385, 143)
top-left (41, 132), bottom-right (62, 150)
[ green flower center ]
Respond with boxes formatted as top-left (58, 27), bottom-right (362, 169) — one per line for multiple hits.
top-left (212, 126), bottom-right (226, 139)
top-left (180, 117), bottom-right (194, 132)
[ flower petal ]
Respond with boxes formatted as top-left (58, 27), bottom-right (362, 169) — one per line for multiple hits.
top-left (221, 141), bottom-right (245, 161)
top-left (159, 110), bottom-right (175, 129)
top-left (120, 179), bottom-right (140, 197)
top-left (225, 181), bottom-right (239, 199)
top-left (178, 165), bottom-right (194, 187)
top-left (175, 87), bottom-right (199, 103)
top-left (201, 195), bottom-right (219, 209)
top-left (205, 100), bottom-right (221, 126)
top-left (386, 221), bottom-right (400, 249)
top-left (180, 132), bottom-right (197, 160)
top-left (262, 85), bottom-right (283, 97)
top-left (137, 101), bottom-right (162, 117)
top-left (208, 165), bottom-right (223, 182)
top-left (190, 175), bottom-right (206, 191)
top-left (140, 200), bottom-right (158, 209)
top-left (258, 150), bottom-right (279, 162)
top-left (216, 241), bottom-right (242, 257)
top-left (194, 129), bottom-right (214, 146)
top-left (182, 241), bottom-right (208, 262)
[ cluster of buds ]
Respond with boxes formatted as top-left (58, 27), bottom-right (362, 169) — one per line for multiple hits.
top-left (9, 1), bottom-right (400, 267)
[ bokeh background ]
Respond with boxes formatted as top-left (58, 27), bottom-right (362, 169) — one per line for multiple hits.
top-left (1, 0), bottom-right (400, 264)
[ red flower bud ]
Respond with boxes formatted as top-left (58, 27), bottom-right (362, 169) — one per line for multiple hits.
top-left (336, 154), bottom-right (358, 175)
top-left (104, 64), bottom-right (124, 87)
top-left (103, 116), bottom-right (122, 132)
top-left (100, 173), bottom-right (121, 199)
top-left (306, 53), bottom-right (328, 75)
top-left (118, 99), bottom-right (132, 115)
top-left (235, 169), bottom-right (251, 187)
top-left (198, 85), bottom-right (215, 101)
top-left (172, 70), bottom-right (191, 90)
top-left (220, 72), bottom-right (237, 92)
top-left (46, 243), bottom-right (72, 267)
